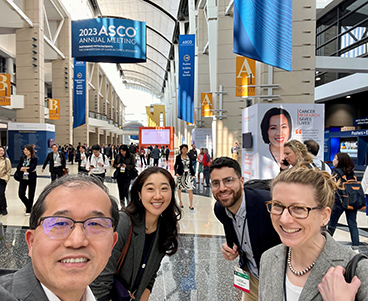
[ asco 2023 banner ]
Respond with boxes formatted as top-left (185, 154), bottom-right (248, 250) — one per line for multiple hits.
top-left (72, 18), bottom-right (146, 63)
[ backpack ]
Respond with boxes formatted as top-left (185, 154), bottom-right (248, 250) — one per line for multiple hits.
top-left (335, 169), bottom-right (366, 210)
top-left (244, 179), bottom-right (271, 191)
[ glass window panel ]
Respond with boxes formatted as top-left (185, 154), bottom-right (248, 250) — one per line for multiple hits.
top-left (340, 0), bottom-right (368, 18)
top-left (317, 24), bottom-right (339, 48)
top-left (317, 8), bottom-right (338, 34)
top-left (341, 3), bottom-right (368, 27)
top-left (316, 38), bottom-right (338, 56)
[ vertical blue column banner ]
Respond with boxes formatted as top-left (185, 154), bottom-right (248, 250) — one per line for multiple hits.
top-left (178, 34), bottom-right (195, 124)
top-left (233, 0), bottom-right (292, 71)
top-left (73, 60), bottom-right (86, 128)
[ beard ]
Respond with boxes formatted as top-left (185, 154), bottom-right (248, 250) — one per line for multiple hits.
top-left (214, 185), bottom-right (243, 208)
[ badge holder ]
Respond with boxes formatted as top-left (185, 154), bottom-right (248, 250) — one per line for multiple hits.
top-left (234, 266), bottom-right (250, 293)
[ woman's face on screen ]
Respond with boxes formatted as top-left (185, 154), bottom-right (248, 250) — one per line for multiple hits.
top-left (267, 114), bottom-right (290, 148)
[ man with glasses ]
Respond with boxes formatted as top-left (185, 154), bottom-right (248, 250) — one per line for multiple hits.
top-left (0, 175), bottom-right (119, 301)
top-left (41, 144), bottom-right (66, 182)
top-left (210, 157), bottom-right (280, 301)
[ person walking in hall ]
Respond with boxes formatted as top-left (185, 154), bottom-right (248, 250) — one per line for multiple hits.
top-left (151, 145), bottom-right (161, 166)
top-left (0, 146), bottom-right (11, 215)
top-left (188, 144), bottom-right (198, 177)
top-left (146, 145), bottom-right (152, 165)
top-left (17, 144), bottom-right (38, 216)
top-left (175, 144), bottom-right (195, 210)
top-left (231, 141), bottom-right (239, 160)
top-left (86, 144), bottom-right (110, 182)
top-left (202, 148), bottom-right (211, 187)
top-left (303, 139), bottom-right (332, 174)
top-left (210, 157), bottom-right (280, 301)
top-left (165, 145), bottom-right (170, 162)
top-left (113, 144), bottom-right (136, 207)
top-left (139, 145), bottom-right (147, 167)
top-left (161, 145), bottom-right (165, 162)
top-left (75, 145), bottom-right (89, 174)
top-left (41, 143), bottom-right (66, 181)
top-left (67, 144), bottom-right (75, 165)
top-left (327, 152), bottom-right (360, 252)
top-left (105, 144), bottom-right (112, 163)
top-left (197, 148), bottom-right (204, 185)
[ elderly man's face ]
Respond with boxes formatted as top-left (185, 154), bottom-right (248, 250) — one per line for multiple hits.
top-left (25, 185), bottom-right (118, 298)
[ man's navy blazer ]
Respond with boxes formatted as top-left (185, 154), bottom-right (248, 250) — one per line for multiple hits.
top-left (214, 187), bottom-right (280, 271)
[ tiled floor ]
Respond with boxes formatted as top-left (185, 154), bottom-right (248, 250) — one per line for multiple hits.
top-left (0, 158), bottom-right (367, 300)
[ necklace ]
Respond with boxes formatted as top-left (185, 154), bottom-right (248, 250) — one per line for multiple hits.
top-left (287, 248), bottom-right (316, 277)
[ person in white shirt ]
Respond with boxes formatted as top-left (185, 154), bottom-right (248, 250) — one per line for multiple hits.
top-left (86, 144), bottom-right (110, 182)
top-left (0, 174), bottom-right (119, 301)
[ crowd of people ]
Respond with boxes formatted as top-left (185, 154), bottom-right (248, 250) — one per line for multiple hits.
top-left (0, 138), bottom-right (367, 301)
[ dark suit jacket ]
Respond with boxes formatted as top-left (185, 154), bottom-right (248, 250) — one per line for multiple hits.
top-left (42, 151), bottom-right (66, 172)
top-left (91, 212), bottom-right (166, 301)
top-left (16, 156), bottom-right (38, 180)
top-left (174, 155), bottom-right (195, 176)
top-left (0, 263), bottom-right (48, 301)
top-left (214, 187), bottom-right (280, 271)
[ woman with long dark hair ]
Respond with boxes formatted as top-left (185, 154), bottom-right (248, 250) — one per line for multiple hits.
top-left (0, 146), bottom-right (11, 215)
top-left (91, 166), bottom-right (181, 301)
top-left (327, 152), bottom-right (360, 252)
top-left (17, 144), bottom-right (38, 215)
top-left (113, 144), bottom-right (135, 207)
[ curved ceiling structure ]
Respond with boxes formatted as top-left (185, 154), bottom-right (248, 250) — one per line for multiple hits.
top-left (92, 0), bottom-right (189, 98)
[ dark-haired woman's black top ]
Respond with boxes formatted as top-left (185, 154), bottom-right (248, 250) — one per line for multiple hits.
top-left (16, 156), bottom-right (38, 180)
top-left (113, 153), bottom-right (135, 179)
top-left (91, 212), bottom-right (166, 301)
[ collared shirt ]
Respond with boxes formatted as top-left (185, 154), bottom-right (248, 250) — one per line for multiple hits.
top-left (41, 283), bottom-right (96, 301)
top-left (53, 152), bottom-right (61, 168)
top-left (86, 153), bottom-right (109, 174)
top-left (225, 194), bottom-right (259, 278)
top-left (80, 151), bottom-right (87, 168)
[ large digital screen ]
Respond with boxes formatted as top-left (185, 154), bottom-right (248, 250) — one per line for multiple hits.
top-left (72, 18), bottom-right (146, 63)
top-left (141, 128), bottom-right (170, 145)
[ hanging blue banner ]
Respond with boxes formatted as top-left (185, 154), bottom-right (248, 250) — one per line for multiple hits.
top-left (72, 18), bottom-right (146, 63)
top-left (233, 0), bottom-right (292, 71)
top-left (73, 60), bottom-right (86, 128)
top-left (178, 34), bottom-right (195, 124)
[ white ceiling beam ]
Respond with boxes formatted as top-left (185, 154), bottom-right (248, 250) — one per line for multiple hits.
top-left (4, 0), bottom-right (33, 27)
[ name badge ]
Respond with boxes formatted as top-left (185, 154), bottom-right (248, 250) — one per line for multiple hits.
top-left (92, 168), bottom-right (99, 174)
top-left (234, 266), bottom-right (250, 293)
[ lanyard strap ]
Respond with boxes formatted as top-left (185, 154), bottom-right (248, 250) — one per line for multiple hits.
top-left (237, 214), bottom-right (247, 268)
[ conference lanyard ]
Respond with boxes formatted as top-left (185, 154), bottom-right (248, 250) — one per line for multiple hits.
top-left (237, 213), bottom-right (248, 268)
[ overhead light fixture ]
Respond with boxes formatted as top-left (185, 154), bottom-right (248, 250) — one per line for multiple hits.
top-left (346, 95), bottom-right (351, 98)
top-left (315, 77), bottom-right (321, 81)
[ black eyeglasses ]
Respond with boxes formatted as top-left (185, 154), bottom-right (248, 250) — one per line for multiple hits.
top-left (37, 216), bottom-right (114, 239)
top-left (211, 177), bottom-right (239, 189)
top-left (265, 201), bottom-right (322, 219)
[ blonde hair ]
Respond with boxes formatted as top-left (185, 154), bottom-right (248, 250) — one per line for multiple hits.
top-left (284, 139), bottom-right (314, 165)
top-left (271, 165), bottom-right (338, 209)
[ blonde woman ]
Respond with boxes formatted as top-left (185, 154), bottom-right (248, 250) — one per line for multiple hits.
top-left (282, 139), bottom-right (314, 170)
top-left (259, 166), bottom-right (368, 300)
